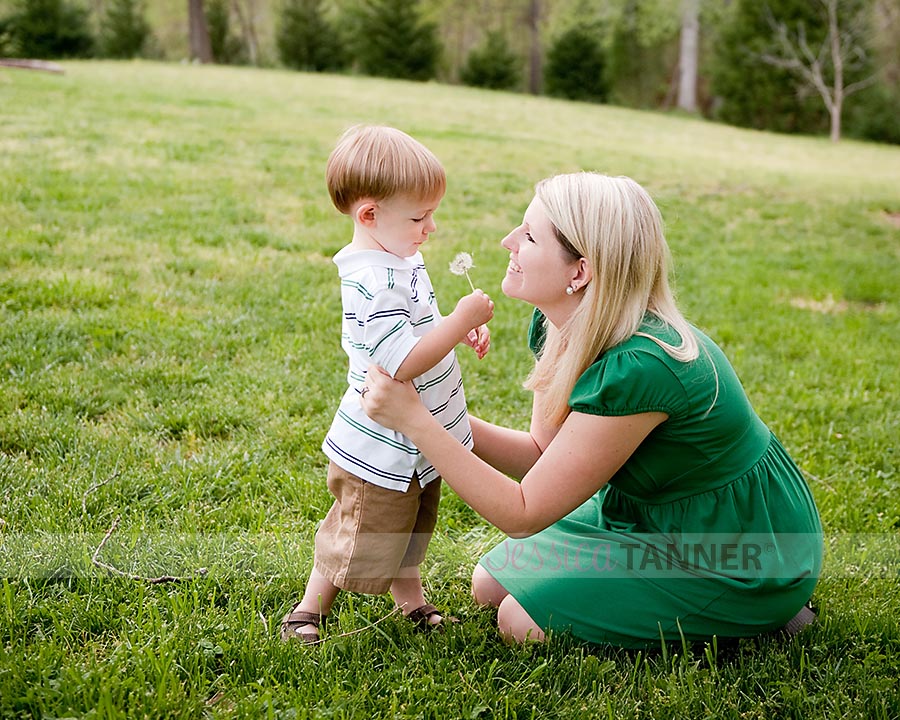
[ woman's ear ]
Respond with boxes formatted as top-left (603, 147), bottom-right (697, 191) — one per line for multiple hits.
top-left (354, 201), bottom-right (378, 227)
top-left (572, 257), bottom-right (592, 290)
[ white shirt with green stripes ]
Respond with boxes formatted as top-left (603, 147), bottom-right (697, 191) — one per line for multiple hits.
top-left (322, 247), bottom-right (473, 492)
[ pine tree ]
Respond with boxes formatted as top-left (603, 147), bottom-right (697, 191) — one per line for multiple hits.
top-left (351, 0), bottom-right (440, 81)
top-left (460, 31), bottom-right (520, 90)
top-left (277, 0), bottom-right (346, 72)
top-left (101, 0), bottom-right (151, 59)
top-left (4, 0), bottom-right (94, 58)
top-left (545, 26), bottom-right (608, 103)
top-left (709, 0), bottom-right (829, 134)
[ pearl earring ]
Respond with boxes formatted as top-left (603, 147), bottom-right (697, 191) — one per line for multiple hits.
top-left (566, 286), bottom-right (575, 295)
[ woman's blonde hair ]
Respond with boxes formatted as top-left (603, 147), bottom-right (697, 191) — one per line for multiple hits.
top-left (525, 172), bottom-right (699, 425)
top-left (326, 125), bottom-right (446, 214)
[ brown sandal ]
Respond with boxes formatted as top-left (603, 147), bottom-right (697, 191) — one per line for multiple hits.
top-left (280, 607), bottom-right (327, 644)
top-left (405, 603), bottom-right (459, 632)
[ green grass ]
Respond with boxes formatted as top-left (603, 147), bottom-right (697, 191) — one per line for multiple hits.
top-left (1, 60), bottom-right (899, 719)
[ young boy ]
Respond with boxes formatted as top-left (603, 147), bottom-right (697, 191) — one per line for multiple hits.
top-left (281, 125), bottom-right (494, 643)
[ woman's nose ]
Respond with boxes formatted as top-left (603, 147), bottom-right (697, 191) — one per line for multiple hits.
top-left (501, 232), bottom-right (514, 251)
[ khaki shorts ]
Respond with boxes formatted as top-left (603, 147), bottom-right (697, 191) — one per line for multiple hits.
top-left (313, 462), bottom-right (442, 594)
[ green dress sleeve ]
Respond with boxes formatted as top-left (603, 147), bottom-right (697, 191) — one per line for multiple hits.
top-left (569, 343), bottom-right (691, 418)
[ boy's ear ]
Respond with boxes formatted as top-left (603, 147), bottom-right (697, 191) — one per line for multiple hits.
top-left (355, 201), bottom-right (378, 227)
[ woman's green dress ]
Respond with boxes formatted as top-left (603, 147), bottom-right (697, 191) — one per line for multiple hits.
top-left (479, 312), bottom-right (822, 648)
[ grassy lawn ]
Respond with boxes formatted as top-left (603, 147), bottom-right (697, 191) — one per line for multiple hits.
top-left (1, 60), bottom-right (899, 719)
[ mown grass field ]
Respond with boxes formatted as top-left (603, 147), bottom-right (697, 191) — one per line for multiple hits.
top-left (1, 61), bottom-right (899, 719)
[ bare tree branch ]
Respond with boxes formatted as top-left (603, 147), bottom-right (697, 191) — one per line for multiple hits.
top-left (91, 516), bottom-right (208, 584)
top-left (756, 0), bottom-right (879, 141)
top-left (82, 471), bottom-right (119, 515)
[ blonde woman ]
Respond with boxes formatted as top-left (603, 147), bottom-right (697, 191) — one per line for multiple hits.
top-left (360, 172), bottom-right (822, 648)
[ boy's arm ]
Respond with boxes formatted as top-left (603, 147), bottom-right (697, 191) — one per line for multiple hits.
top-left (393, 290), bottom-right (493, 382)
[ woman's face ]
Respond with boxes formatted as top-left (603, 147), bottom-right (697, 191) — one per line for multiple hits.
top-left (500, 196), bottom-right (581, 314)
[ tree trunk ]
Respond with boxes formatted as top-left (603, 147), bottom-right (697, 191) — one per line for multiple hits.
top-left (188, 0), bottom-right (214, 63)
top-left (677, 0), bottom-right (700, 112)
top-left (528, 0), bottom-right (542, 94)
top-left (830, 101), bottom-right (842, 142)
top-left (828, 0), bottom-right (842, 141)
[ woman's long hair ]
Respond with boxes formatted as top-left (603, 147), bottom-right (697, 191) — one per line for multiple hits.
top-left (524, 172), bottom-right (699, 425)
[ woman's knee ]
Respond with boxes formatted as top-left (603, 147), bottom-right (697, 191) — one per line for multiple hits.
top-left (497, 595), bottom-right (545, 644)
top-left (471, 564), bottom-right (509, 607)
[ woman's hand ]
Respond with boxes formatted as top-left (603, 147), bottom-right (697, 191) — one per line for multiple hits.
top-left (464, 324), bottom-right (491, 360)
top-left (359, 365), bottom-right (428, 434)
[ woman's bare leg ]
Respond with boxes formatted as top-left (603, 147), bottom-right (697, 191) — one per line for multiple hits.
top-left (497, 594), bottom-right (545, 643)
top-left (472, 565), bottom-right (544, 642)
top-left (471, 564), bottom-right (510, 607)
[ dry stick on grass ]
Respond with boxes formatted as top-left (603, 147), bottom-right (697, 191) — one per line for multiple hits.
top-left (82, 471), bottom-right (120, 515)
top-left (91, 516), bottom-right (208, 584)
top-left (0, 59), bottom-right (65, 74)
top-left (299, 607), bottom-right (404, 646)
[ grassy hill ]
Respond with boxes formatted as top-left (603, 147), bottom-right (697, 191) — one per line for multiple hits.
top-left (1, 60), bottom-right (899, 719)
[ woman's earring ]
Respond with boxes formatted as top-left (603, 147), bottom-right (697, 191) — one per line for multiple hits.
top-left (566, 286), bottom-right (575, 296)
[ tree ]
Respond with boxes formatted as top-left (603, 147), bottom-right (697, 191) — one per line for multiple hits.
top-left (230, 0), bottom-right (260, 65)
top-left (544, 25), bottom-right (608, 102)
top-left (206, 0), bottom-right (245, 63)
top-left (677, 0), bottom-right (700, 112)
top-left (607, 0), bottom-right (679, 108)
top-left (758, 0), bottom-right (878, 141)
top-left (2, 0), bottom-right (94, 58)
top-left (710, 0), bottom-right (829, 134)
top-left (351, 0), bottom-right (440, 81)
top-left (277, 0), bottom-right (346, 72)
top-left (526, 0), bottom-right (542, 94)
top-left (188, 0), bottom-right (213, 62)
top-left (101, 0), bottom-right (151, 58)
top-left (460, 30), bottom-right (520, 90)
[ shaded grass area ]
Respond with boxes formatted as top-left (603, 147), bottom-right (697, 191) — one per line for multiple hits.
top-left (1, 61), bottom-right (899, 718)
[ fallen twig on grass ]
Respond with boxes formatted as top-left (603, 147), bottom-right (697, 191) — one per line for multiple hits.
top-left (302, 607), bottom-right (403, 646)
top-left (82, 471), bottom-right (120, 515)
top-left (91, 516), bottom-right (208, 584)
top-left (0, 59), bottom-right (65, 74)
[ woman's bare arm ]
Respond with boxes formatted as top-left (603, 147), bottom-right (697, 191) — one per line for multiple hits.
top-left (362, 366), bottom-right (666, 537)
top-left (468, 415), bottom-right (542, 480)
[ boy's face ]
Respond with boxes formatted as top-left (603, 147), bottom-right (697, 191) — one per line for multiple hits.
top-left (366, 194), bottom-right (442, 258)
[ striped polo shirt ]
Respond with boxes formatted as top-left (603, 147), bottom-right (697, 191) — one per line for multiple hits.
top-left (322, 247), bottom-right (473, 492)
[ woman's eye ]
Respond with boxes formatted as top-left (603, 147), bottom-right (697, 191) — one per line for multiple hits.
top-left (525, 232), bottom-right (535, 243)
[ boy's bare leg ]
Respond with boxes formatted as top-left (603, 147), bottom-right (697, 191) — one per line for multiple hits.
top-left (390, 565), bottom-right (442, 626)
top-left (287, 567), bottom-right (340, 638)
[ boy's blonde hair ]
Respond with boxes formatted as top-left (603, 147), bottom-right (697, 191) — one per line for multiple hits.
top-left (326, 125), bottom-right (446, 214)
top-left (525, 172), bottom-right (700, 426)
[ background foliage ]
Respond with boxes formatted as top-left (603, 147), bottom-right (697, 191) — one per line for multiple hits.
top-left (0, 0), bottom-right (898, 143)
top-left (1, 60), bottom-right (899, 719)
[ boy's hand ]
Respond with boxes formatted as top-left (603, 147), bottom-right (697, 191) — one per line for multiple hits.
top-left (453, 289), bottom-right (494, 331)
top-left (465, 324), bottom-right (491, 360)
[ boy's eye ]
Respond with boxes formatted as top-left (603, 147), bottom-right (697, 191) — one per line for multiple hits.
top-left (412, 216), bottom-right (425, 222)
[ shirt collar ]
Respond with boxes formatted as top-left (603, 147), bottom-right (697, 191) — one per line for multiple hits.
top-left (333, 247), bottom-right (423, 275)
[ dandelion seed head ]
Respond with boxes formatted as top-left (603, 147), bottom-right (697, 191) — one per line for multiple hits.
top-left (449, 252), bottom-right (474, 275)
